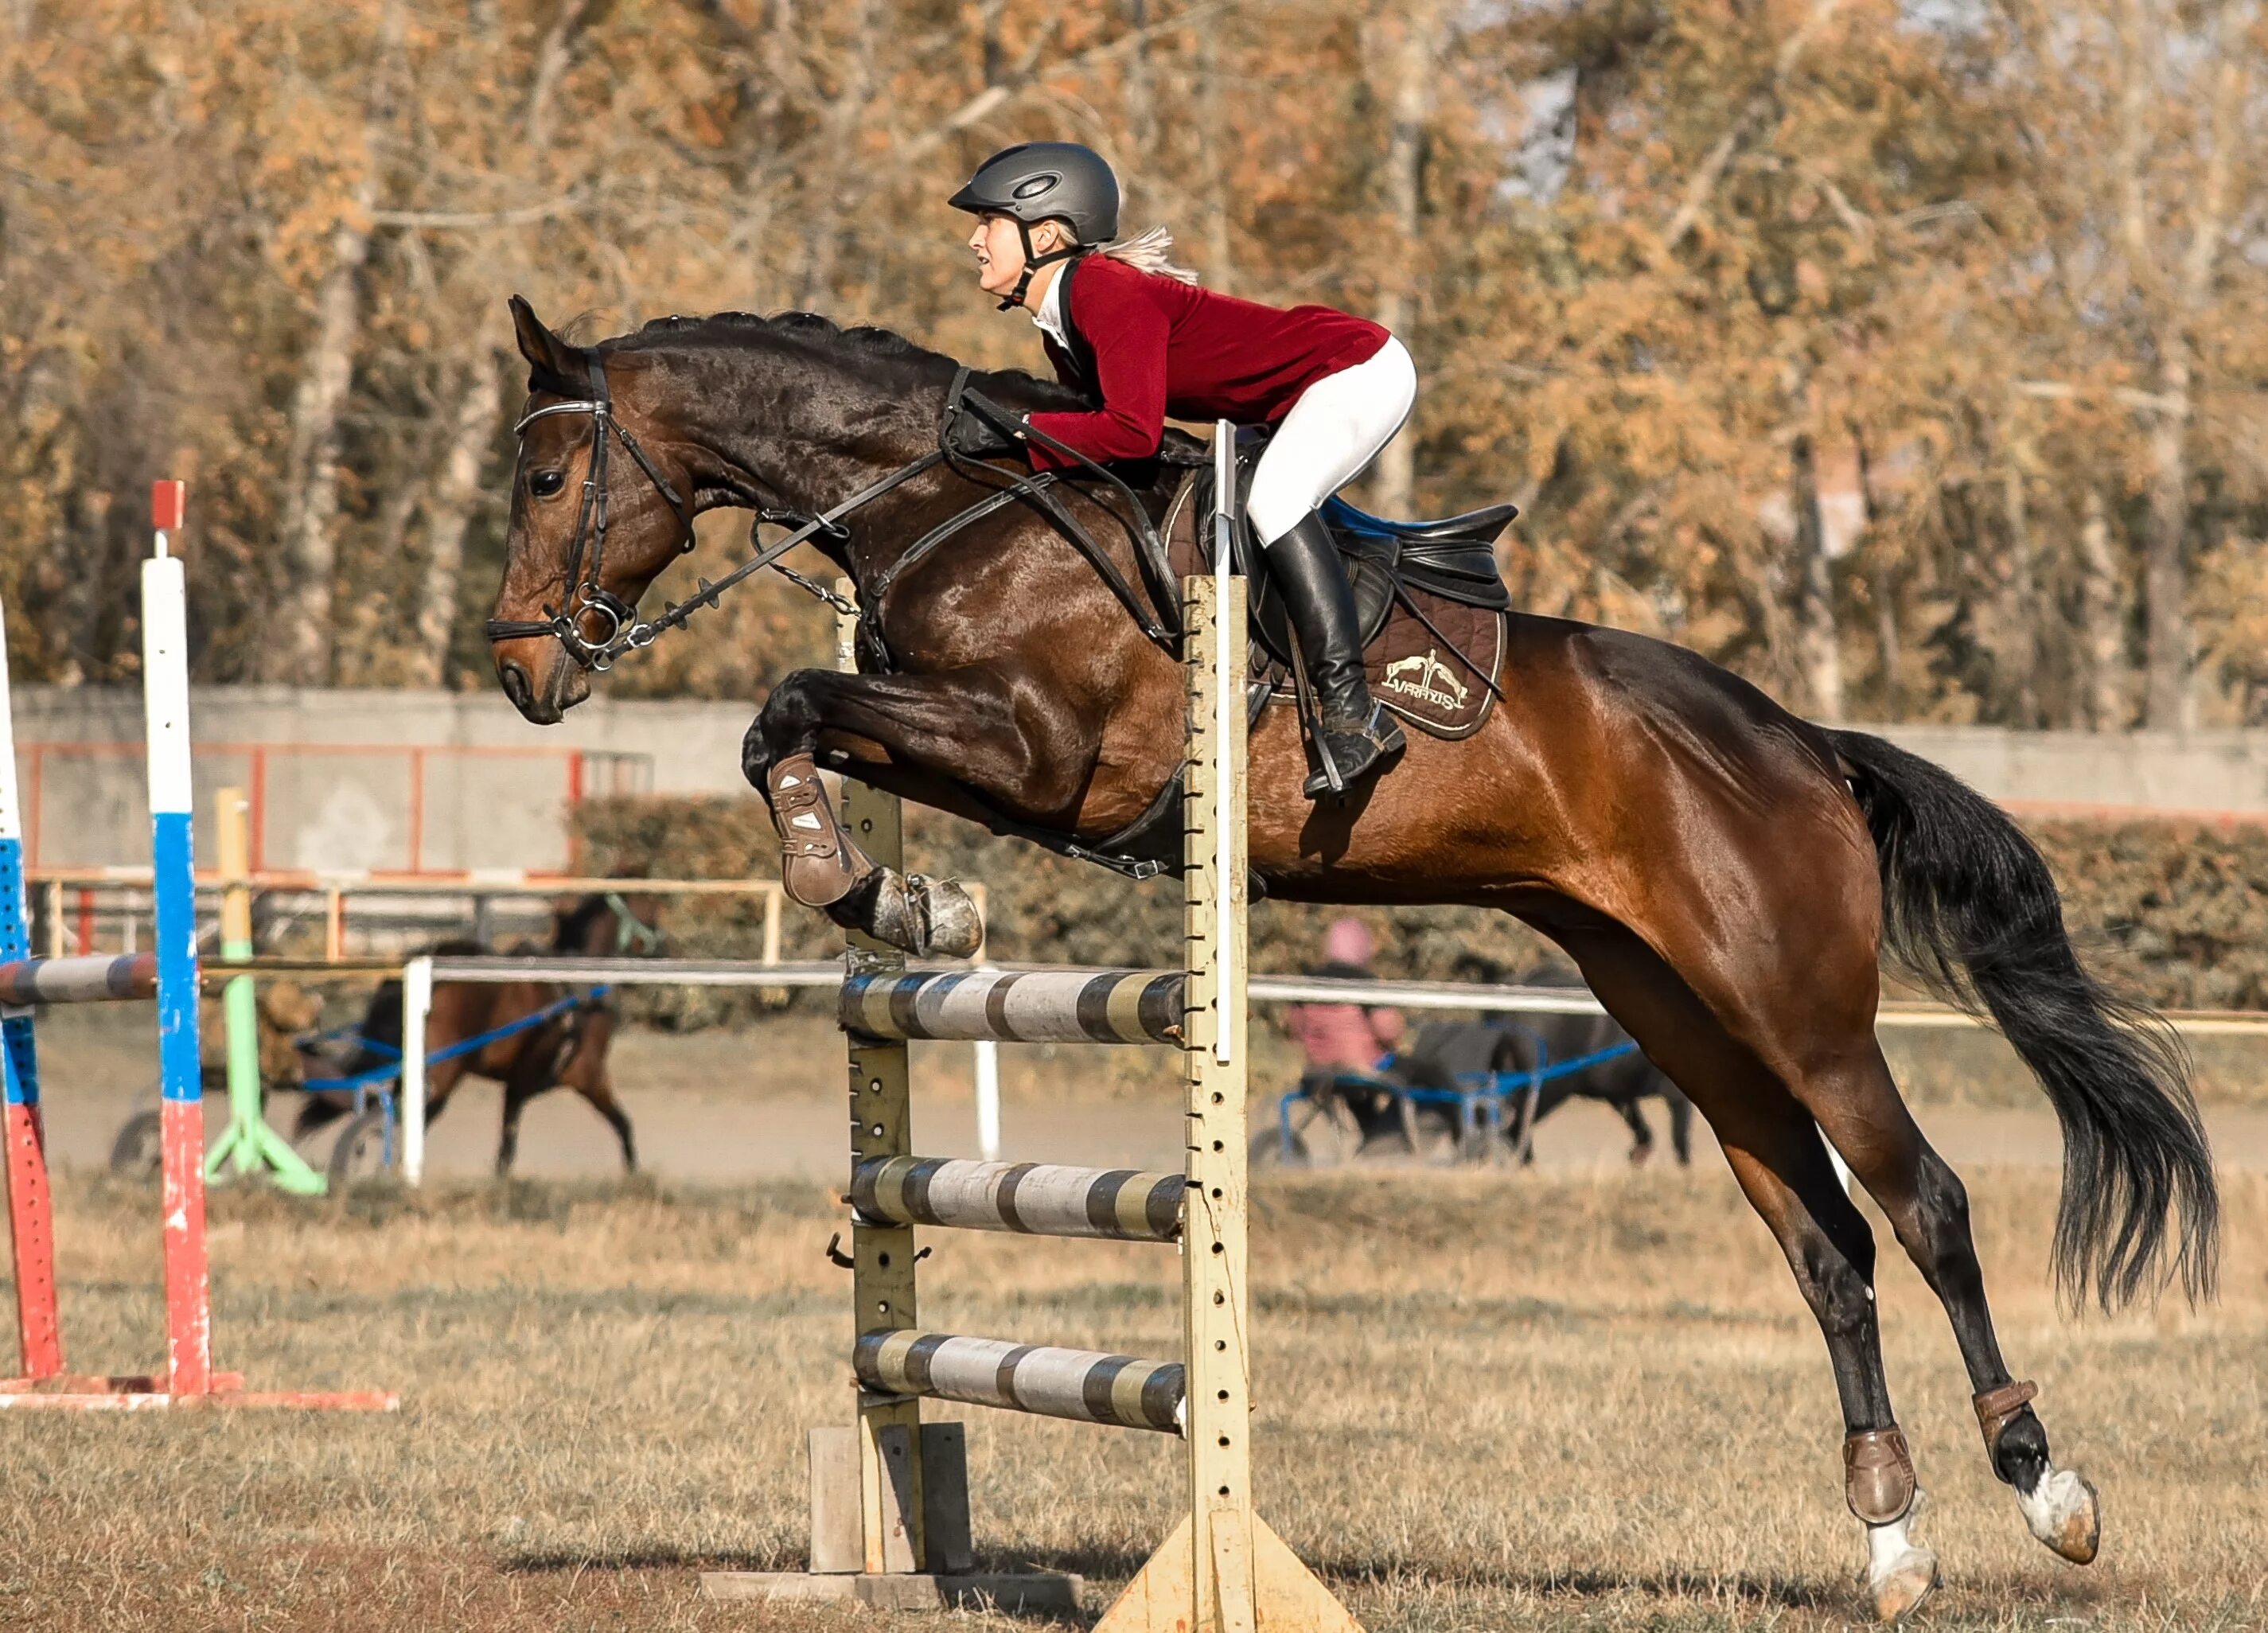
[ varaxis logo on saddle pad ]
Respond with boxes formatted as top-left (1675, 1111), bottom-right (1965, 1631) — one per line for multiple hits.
top-left (1354, 598), bottom-right (1502, 740)
top-left (1381, 649), bottom-right (1471, 711)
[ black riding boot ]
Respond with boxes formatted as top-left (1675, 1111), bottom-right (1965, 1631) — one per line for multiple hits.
top-left (1266, 511), bottom-right (1406, 798)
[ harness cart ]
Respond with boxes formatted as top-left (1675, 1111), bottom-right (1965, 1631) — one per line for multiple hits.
top-left (1253, 1031), bottom-right (1640, 1168)
top-left (107, 988), bottom-right (606, 1187)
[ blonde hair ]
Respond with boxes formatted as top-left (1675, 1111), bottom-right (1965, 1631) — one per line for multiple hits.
top-left (1095, 225), bottom-right (1199, 284)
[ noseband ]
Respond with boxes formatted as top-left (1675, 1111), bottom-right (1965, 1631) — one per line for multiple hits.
top-left (483, 353), bottom-right (696, 672)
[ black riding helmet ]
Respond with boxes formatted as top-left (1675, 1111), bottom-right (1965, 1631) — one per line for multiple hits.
top-left (949, 142), bottom-right (1120, 310)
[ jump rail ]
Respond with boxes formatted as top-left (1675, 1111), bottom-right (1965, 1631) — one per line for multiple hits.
top-left (0, 482), bottom-right (394, 1413)
top-left (698, 431), bottom-right (1363, 1631)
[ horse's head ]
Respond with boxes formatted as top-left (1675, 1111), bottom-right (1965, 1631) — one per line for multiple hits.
top-left (489, 297), bottom-right (697, 723)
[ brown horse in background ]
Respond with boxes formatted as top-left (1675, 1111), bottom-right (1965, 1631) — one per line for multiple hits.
top-left (296, 891), bottom-right (661, 1175)
top-left (483, 298), bottom-right (2215, 1621)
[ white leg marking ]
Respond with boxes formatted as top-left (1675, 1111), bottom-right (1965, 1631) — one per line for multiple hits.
top-left (2016, 1463), bottom-right (2101, 1564)
top-left (1863, 1490), bottom-right (1939, 1623)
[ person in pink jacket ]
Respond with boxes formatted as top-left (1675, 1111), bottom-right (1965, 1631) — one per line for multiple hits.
top-left (1282, 918), bottom-right (1405, 1082)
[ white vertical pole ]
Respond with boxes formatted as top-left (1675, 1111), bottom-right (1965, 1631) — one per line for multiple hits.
top-left (972, 1039), bottom-right (1000, 1162)
top-left (1210, 423), bottom-right (1237, 1069)
top-left (400, 955), bottom-right (432, 1187)
top-left (144, 481), bottom-right (212, 1397)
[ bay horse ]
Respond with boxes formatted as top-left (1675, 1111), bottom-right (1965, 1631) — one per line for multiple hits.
top-left (485, 297), bottom-right (2214, 1620)
top-left (296, 890), bottom-right (659, 1175)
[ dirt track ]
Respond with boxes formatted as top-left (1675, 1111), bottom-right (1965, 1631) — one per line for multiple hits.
top-left (27, 1008), bottom-right (2268, 1182)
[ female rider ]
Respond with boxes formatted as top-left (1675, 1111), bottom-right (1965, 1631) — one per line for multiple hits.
top-left (949, 141), bottom-right (1417, 799)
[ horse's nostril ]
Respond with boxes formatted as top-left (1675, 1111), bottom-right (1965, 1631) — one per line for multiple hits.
top-left (499, 661), bottom-right (534, 713)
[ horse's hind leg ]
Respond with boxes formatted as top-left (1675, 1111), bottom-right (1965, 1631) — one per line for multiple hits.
top-left (1612, 1093), bottom-right (1656, 1166)
top-left (1802, 1045), bottom-right (2099, 1565)
top-left (1553, 922), bottom-right (1937, 1621)
top-left (1665, 1088), bottom-right (1694, 1166)
top-left (565, 1023), bottom-right (637, 1173)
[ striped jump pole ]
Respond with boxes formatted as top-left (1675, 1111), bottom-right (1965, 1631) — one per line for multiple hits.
top-left (705, 437), bottom-right (1360, 1631)
top-left (0, 482), bottom-right (393, 1412)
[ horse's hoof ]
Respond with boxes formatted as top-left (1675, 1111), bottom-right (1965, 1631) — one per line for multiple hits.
top-left (859, 871), bottom-right (984, 958)
top-left (1864, 1494), bottom-right (1939, 1623)
top-left (2017, 1467), bottom-right (2099, 1565)
top-left (907, 875), bottom-right (984, 959)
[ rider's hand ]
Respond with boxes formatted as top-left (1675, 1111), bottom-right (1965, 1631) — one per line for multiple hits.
top-left (947, 406), bottom-right (1026, 461)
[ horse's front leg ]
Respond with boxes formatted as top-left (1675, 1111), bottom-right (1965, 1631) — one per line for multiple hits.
top-left (743, 665), bottom-right (1096, 958)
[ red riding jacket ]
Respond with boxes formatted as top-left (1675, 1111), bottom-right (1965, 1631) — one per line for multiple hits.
top-left (1027, 254), bottom-right (1388, 470)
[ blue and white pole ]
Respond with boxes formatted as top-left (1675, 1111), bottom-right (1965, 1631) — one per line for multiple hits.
top-left (146, 479), bottom-right (212, 1396)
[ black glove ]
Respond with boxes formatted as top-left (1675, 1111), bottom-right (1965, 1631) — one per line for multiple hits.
top-left (945, 396), bottom-right (1027, 460)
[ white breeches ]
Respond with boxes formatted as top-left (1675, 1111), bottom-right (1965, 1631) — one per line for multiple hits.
top-left (1246, 336), bottom-right (1417, 546)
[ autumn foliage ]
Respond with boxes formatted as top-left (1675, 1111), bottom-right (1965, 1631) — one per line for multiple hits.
top-left (3, 0), bottom-right (2262, 727)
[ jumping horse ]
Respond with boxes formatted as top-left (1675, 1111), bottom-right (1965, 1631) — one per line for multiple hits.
top-left (485, 296), bottom-right (2215, 1621)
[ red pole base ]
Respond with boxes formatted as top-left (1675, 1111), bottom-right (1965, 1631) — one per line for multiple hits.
top-left (4, 1100), bottom-right (64, 1382)
top-left (159, 1097), bottom-right (211, 1396)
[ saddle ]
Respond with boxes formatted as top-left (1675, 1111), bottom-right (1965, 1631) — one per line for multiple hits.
top-left (1174, 431), bottom-right (1515, 741)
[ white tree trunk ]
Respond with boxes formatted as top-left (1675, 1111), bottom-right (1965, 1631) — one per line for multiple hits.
top-left (414, 353), bottom-right (504, 687)
top-left (2080, 489), bottom-right (2129, 730)
top-left (277, 203), bottom-right (372, 684)
top-left (1369, 0), bottom-right (1441, 520)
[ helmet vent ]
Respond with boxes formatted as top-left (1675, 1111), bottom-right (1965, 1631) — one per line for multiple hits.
top-left (1012, 173), bottom-right (1059, 200)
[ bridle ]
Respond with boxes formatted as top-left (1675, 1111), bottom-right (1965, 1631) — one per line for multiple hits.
top-left (484, 349), bottom-right (949, 672)
top-left (485, 349), bottom-right (1181, 675)
top-left (481, 353), bottom-right (699, 670)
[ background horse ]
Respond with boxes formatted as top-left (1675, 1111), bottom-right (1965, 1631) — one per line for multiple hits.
top-left (485, 298), bottom-right (2215, 1619)
top-left (297, 890), bottom-right (661, 1175)
top-left (1401, 1013), bottom-right (1693, 1167)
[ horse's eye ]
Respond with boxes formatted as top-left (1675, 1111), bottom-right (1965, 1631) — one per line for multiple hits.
top-left (528, 470), bottom-right (567, 498)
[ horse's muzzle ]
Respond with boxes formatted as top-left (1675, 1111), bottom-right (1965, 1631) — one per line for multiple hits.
top-left (494, 645), bottom-right (588, 724)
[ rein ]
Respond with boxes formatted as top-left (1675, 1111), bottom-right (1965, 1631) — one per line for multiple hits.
top-left (487, 350), bottom-right (1186, 674)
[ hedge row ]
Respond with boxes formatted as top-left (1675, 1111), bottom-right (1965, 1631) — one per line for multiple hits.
top-left (569, 800), bottom-right (2268, 1027)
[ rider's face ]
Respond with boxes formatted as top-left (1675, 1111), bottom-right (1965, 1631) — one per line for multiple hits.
top-left (968, 213), bottom-right (1027, 299)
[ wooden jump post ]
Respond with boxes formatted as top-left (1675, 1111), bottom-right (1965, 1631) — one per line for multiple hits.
top-left (0, 481), bottom-right (394, 1411)
top-left (703, 431), bottom-right (1360, 1630)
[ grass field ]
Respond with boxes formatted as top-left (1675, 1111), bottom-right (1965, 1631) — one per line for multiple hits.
top-left (3, 1159), bottom-right (2262, 1632)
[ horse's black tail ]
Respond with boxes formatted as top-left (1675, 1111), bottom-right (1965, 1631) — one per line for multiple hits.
top-left (1830, 728), bottom-right (2218, 1309)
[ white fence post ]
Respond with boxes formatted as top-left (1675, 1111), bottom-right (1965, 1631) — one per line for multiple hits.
top-left (972, 1039), bottom-right (1001, 1161)
top-left (399, 955), bottom-right (432, 1187)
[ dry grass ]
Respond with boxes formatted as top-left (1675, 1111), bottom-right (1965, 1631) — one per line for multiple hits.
top-left (2, 1163), bottom-right (2263, 1631)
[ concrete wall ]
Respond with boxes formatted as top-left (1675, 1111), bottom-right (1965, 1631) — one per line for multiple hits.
top-left (10, 685), bottom-right (2264, 874)
top-left (8, 685), bottom-right (752, 875)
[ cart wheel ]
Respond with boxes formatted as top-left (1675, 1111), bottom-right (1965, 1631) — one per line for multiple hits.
top-left (1249, 1093), bottom-right (1359, 1169)
top-left (107, 1107), bottom-right (163, 1176)
top-left (1384, 1093), bottom-right (1460, 1165)
top-left (326, 1106), bottom-right (394, 1188)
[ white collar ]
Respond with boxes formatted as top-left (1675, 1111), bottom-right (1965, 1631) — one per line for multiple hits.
top-left (1029, 261), bottom-right (1069, 347)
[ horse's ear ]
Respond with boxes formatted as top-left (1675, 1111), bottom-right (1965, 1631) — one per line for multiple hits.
top-left (510, 294), bottom-right (580, 388)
